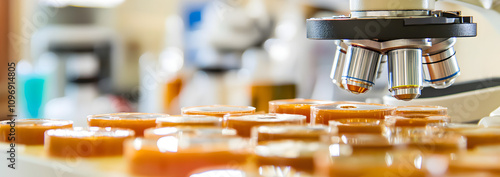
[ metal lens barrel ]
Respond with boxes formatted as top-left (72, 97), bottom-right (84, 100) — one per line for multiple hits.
top-left (341, 45), bottom-right (382, 94)
top-left (331, 43), bottom-right (348, 88)
top-left (388, 48), bottom-right (424, 101)
top-left (423, 47), bottom-right (460, 89)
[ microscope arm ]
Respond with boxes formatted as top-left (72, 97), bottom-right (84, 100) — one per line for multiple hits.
top-left (452, 0), bottom-right (500, 11)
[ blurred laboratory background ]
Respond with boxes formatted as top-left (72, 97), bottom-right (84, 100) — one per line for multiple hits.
top-left (1, 0), bottom-right (500, 126)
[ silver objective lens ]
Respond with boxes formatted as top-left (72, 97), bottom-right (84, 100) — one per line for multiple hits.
top-left (330, 43), bottom-right (347, 88)
top-left (423, 47), bottom-right (460, 89)
top-left (388, 48), bottom-right (424, 101)
top-left (341, 45), bottom-right (382, 94)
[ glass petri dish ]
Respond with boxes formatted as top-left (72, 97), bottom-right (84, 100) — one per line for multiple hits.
top-left (320, 148), bottom-right (428, 177)
top-left (87, 112), bottom-right (169, 136)
top-left (311, 102), bottom-right (395, 125)
top-left (393, 105), bottom-right (448, 116)
top-left (456, 127), bottom-right (500, 149)
top-left (181, 105), bottom-right (256, 117)
top-left (225, 114), bottom-right (306, 138)
top-left (156, 115), bottom-right (222, 128)
top-left (447, 152), bottom-right (500, 176)
top-left (396, 128), bottom-right (467, 154)
top-left (45, 127), bottom-right (134, 157)
top-left (316, 136), bottom-right (430, 177)
top-left (385, 114), bottom-right (450, 127)
top-left (144, 126), bottom-right (237, 139)
top-left (321, 133), bottom-right (407, 155)
top-left (0, 119), bottom-right (73, 145)
top-left (269, 99), bottom-right (335, 123)
top-left (329, 118), bottom-right (388, 135)
top-left (124, 136), bottom-right (251, 177)
top-left (255, 140), bottom-right (327, 176)
top-left (252, 125), bottom-right (333, 143)
top-left (427, 123), bottom-right (481, 132)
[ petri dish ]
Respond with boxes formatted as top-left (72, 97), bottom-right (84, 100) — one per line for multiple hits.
top-left (144, 127), bottom-right (237, 139)
top-left (311, 102), bottom-right (394, 125)
top-left (329, 118), bottom-right (388, 134)
top-left (456, 127), bottom-right (500, 149)
top-left (385, 114), bottom-right (450, 127)
top-left (124, 136), bottom-right (251, 177)
top-left (318, 147), bottom-right (427, 177)
top-left (225, 114), bottom-right (306, 138)
top-left (255, 140), bottom-right (327, 176)
top-left (447, 153), bottom-right (500, 176)
top-left (181, 105), bottom-right (255, 117)
top-left (156, 115), bottom-right (222, 128)
top-left (317, 135), bottom-right (431, 177)
top-left (269, 99), bottom-right (335, 123)
top-left (45, 127), bottom-right (134, 157)
top-left (427, 123), bottom-right (480, 132)
top-left (87, 112), bottom-right (169, 136)
top-left (252, 125), bottom-right (333, 143)
top-left (0, 119), bottom-right (73, 145)
top-left (397, 129), bottom-right (467, 153)
top-left (393, 105), bottom-right (448, 116)
top-left (322, 133), bottom-right (406, 155)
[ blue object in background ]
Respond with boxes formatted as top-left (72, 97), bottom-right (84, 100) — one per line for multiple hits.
top-left (182, 1), bottom-right (207, 65)
top-left (188, 9), bottom-right (202, 31)
top-left (19, 74), bottom-right (45, 118)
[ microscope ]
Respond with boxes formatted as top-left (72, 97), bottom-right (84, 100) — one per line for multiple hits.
top-left (307, 0), bottom-right (477, 101)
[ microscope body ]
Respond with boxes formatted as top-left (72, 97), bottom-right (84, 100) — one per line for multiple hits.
top-left (307, 0), bottom-right (477, 101)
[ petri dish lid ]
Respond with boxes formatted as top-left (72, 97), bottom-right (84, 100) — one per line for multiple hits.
top-left (225, 114), bottom-right (306, 122)
top-left (269, 99), bottom-right (335, 106)
top-left (88, 112), bottom-right (169, 120)
top-left (326, 133), bottom-right (404, 149)
top-left (181, 105), bottom-right (256, 117)
top-left (46, 127), bottom-right (135, 137)
top-left (1, 119), bottom-right (73, 127)
top-left (255, 140), bottom-right (326, 158)
top-left (459, 127), bottom-right (500, 135)
top-left (329, 118), bottom-right (382, 126)
top-left (144, 127), bottom-right (237, 139)
top-left (313, 102), bottom-right (395, 112)
top-left (385, 115), bottom-right (451, 127)
top-left (128, 136), bottom-right (250, 152)
top-left (394, 105), bottom-right (448, 116)
top-left (156, 115), bottom-right (222, 124)
top-left (255, 125), bottom-right (330, 134)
